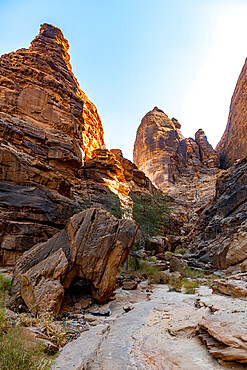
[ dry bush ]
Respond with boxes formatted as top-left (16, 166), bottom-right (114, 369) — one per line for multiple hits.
top-left (16, 312), bottom-right (68, 347)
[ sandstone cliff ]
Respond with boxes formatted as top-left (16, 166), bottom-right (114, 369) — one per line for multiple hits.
top-left (133, 107), bottom-right (219, 191)
top-left (0, 24), bottom-right (156, 266)
top-left (216, 58), bottom-right (247, 168)
top-left (133, 107), bottom-right (220, 234)
top-left (186, 156), bottom-right (247, 269)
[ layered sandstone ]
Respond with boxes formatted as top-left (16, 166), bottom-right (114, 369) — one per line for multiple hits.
top-left (0, 23), bottom-right (104, 159)
top-left (133, 107), bottom-right (219, 191)
top-left (0, 25), bottom-right (155, 266)
top-left (216, 58), bottom-right (247, 168)
top-left (186, 156), bottom-right (247, 268)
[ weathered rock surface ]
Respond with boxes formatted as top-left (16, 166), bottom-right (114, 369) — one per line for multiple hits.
top-left (0, 25), bottom-right (155, 266)
top-left (53, 284), bottom-right (247, 369)
top-left (211, 273), bottom-right (247, 300)
top-left (186, 156), bottom-right (247, 269)
top-left (133, 107), bottom-right (219, 190)
top-left (216, 58), bottom-right (247, 168)
top-left (9, 208), bottom-right (137, 316)
top-left (198, 313), bottom-right (247, 364)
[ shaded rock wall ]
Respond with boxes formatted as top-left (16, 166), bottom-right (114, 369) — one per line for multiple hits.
top-left (216, 58), bottom-right (247, 168)
top-left (186, 157), bottom-right (247, 269)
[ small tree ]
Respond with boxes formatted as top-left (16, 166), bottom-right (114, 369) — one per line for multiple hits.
top-left (131, 192), bottom-right (170, 247)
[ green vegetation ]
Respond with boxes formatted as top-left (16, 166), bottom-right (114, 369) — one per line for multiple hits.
top-left (182, 279), bottom-right (200, 294)
top-left (174, 248), bottom-right (187, 255)
top-left (183, 266), bottom-right (205, 279)
top-left (131, 192), bottom-right (170, 240)
top-left (0, 273), bottom-right (54, 369)
top-left (205, 274), bottom-right (220, 288)
top-left (122, 258), bottom-right (220, 295)
top-left (0, 326), bottom-right (50, 370)
top-left (122, 256), bottom-right (169, 284)
top-left (0, 272), bottom-right (11, 303)
top-left (147, 257), bottom-right (156, 263)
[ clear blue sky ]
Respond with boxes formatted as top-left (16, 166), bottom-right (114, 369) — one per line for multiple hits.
top-left (0, 0), bottom-right (246, 160)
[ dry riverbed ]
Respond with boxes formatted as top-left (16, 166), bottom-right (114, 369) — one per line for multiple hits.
top-left (53, 283), bottom-right (247, 369)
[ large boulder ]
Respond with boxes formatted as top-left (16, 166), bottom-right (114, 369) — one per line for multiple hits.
top-left (9, 208), bottom-right (137, 316)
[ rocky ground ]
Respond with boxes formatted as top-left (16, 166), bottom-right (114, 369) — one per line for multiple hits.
top-left (53, 281), bottom-right (247, 369)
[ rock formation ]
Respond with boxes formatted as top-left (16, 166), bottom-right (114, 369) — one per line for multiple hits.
top-left (186, 156), bottom-right (247, 269)
top-left (198, 313), bottom-right (247, 363)
top-left (9, 208), bottom-right (137, 316)
top-left (0, 25), bottom-right (155, 267)
top-left (133, 107), bottom-right (219, 190)
top-left (133, 107), bottom-right (220, 238)
top-left (216, 58), bottom-right (247, 168)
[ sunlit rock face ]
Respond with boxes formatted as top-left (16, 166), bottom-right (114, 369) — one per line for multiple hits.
top-left (133, 107), bottom-right (219, 191)
top-left (216, 58), bottom-right (247, 169)
top-left (0, 23), bottom-right (105, 160)
top-left (0, 24), bottom-right (158, 267)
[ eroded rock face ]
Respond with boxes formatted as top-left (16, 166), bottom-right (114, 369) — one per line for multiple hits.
top-left (133, 107), bottom-right (219, 190)
top-left (0, 25), bottom-right (155, 266)
top-left (211, 274), bottom-right (247, 300)
top-left (198, 313), bottom-right (247, 364)
top-left (216, 58), bottom-right (247, 168)
top-left (0, 23), bottom-right (104, 159)
top-left (186, 157), bottom-right (247, 269)
top-left (9, 208), bottom-right (137, 316)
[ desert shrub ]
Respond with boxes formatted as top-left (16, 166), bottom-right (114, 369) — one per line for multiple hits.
top-left (0, 273), bottom-right (12, 304)
top-left (183, 279), bottom-right (200, 294)
top-left (16, 312), bottom-right (68, 348)
top-left (168, 276), bottom-right (183, 292)
top-left (127, 255), bottom-right (141, 271)
top-left (205, 274), bottom-right (220, 288)
top-left (174, 248), bottom-right (186, 255)
top-left (183, 267), bottom-right (205, 279)
top-left (147, 257), bottom-right (156, 262)
top-left (0, 326), bottom-right (50, 370)
top-left (0, 273), bottom-right (11, 292)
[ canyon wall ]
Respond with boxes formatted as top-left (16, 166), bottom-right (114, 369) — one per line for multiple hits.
top-left (0, 24), bottom-right (156, 266)
top-left (216, 58), bottom-right (247, 168)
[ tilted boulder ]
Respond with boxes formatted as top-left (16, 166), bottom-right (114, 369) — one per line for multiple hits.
top-left (9, 208), bottom-right (137, 316)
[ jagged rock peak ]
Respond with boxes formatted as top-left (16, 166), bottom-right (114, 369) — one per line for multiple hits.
top-left (30, 24), bottom-right (72, 75)
top-left (0, 23), bottom-right (105, 159)
top-left (195, 129), bottom-right (220, 168)
top-left (133, 108), bottom-right (219, 190)
top-left (216, 58), bottom-right (247, 168)
top-left (32, 23), bottom-right (69, 50)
